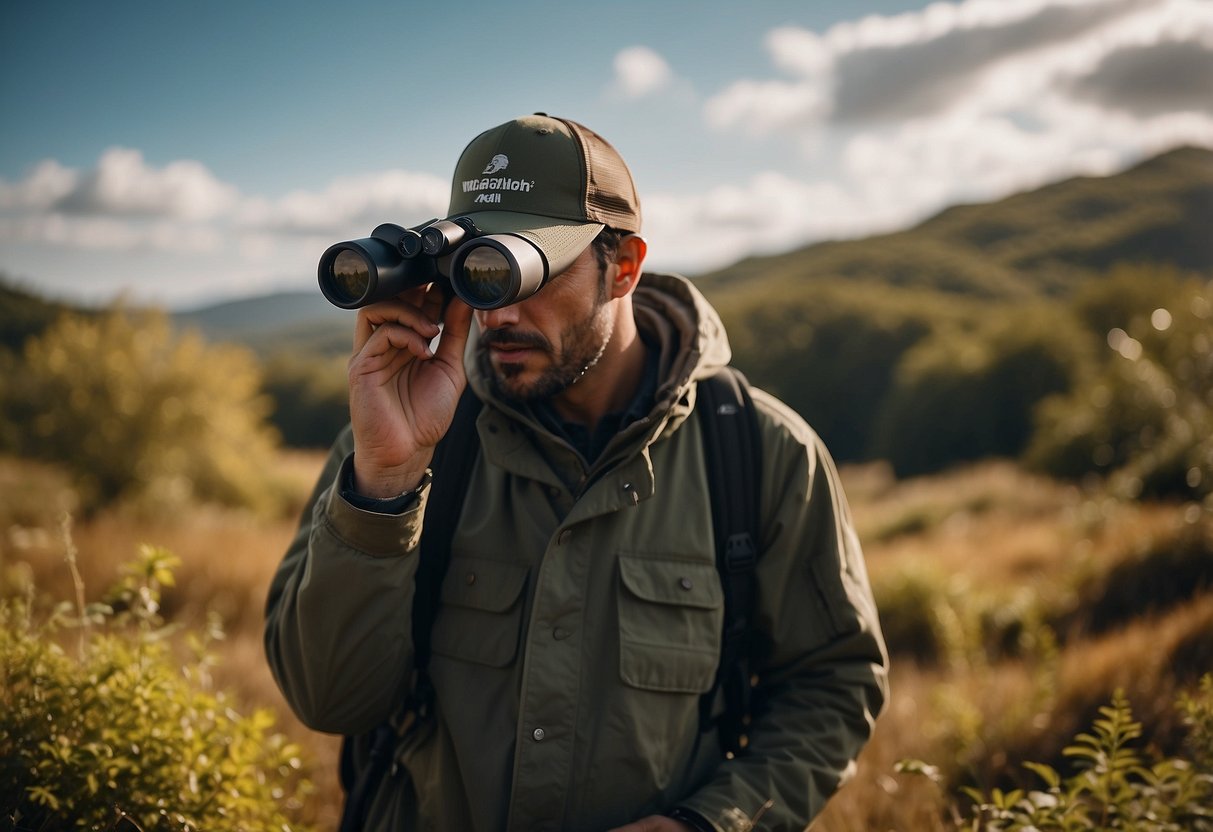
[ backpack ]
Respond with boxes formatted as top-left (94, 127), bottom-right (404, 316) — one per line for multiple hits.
top-left (338, 367), bottom-right (762, 832)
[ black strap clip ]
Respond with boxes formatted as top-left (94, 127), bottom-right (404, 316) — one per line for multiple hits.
top-left (724, 532), bottom-right (757, 574)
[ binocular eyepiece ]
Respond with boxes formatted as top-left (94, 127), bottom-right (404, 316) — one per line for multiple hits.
top-left (318, 218), bottom-right (552, 311)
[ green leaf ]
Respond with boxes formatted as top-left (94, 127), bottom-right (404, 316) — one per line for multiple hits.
top-left (1023, 760), bottom-right (1062, 789)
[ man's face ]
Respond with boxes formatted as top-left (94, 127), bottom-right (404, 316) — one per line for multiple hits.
top-left (474, 244), bottom-right (613, 404)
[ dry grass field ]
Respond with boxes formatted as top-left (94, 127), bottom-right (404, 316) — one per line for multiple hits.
top-left (3, 452), bottom-right (1210, 830)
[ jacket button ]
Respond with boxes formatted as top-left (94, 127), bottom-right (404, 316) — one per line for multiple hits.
top-left (558, 529), bottom-right (572, 545)
top-left (532, 728), bottom-right (546, 742)
top-left (465, 572), bottom-right (477, 586)
top-left (679, 577), bottom-right (693, 591)
top-left (553, 627), bottom-right (570, 640)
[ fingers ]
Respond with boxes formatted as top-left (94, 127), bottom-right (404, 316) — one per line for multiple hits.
top-left (352, 321), bottom-right (435, 373)
top-left (433, 296), bottom-right (474, 368)
top-left (352, 287), bottom-right (441, 355)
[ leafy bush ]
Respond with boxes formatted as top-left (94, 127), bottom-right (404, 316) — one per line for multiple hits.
top-left (0, 306), bottom-right (286, 514)
top-left (0, 538), bottom-right (313, 831)
top-left (720, 282), bottom-right (937, 462)
top-left (872, 303), bottom-right (1089, 477)
top-left (1027, 273), bottom-right (1213, 500)
top-left (872, 559), bottom-right (1056, 669)
top-left (901, 681), bottom-right (1213, 831)
top-left (260, 353), bottom-right (349, 449)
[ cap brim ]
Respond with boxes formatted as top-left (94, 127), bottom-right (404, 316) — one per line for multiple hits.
top-left (457, 211), bottom-right (603, 276)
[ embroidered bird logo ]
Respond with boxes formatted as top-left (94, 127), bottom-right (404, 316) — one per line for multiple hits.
top-left (482, 154), bottom-right (509, 175)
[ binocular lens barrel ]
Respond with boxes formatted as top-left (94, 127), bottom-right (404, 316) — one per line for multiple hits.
top-left (318, 221), bottom-right (552, 310)
top-left (457, 246), bottom-right (513, 307)
top-left (318, 226), bottom-right (440, 309)
top-left (328, 249), bottom-right (372, 306)
top-left (449, 235), bottom-right (548, 310)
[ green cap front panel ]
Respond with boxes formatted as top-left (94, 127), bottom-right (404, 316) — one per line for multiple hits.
top-left (448, 115), bottom-right (588, 222)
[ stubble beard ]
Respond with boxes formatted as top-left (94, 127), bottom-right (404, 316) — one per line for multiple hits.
top-left (479, 300), bottom-right (614, 405)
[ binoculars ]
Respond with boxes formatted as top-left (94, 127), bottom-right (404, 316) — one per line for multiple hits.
top-left (318, 218), bottom-right (553, 310)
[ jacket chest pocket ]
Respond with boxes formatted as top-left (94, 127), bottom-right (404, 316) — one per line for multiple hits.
top-left (617, 555), bottom-right (723, 694)
top-left (430, 556), bottom-right (529, 667)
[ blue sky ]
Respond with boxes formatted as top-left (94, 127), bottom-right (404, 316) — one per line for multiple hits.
top-left (2, 0), bottom-right (1211, 309)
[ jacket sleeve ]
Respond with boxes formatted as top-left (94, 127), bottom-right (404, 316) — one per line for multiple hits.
top-left (678, 390), bottom-right (890, 830)
top-left (263, 425), bottom-right (428, 735)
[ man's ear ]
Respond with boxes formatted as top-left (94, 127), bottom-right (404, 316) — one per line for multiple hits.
top-left (610, 234), bottom-right (648, 299)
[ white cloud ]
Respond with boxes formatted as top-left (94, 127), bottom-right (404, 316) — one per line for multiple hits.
top-left (0, 149), bottom-right (449, 255)
top-left (0, 159), bottom-right (78, 211)
top-left (705, 0), bottom-right (1211, 132)
top-left (704, 78), bottom-right (827, 134)
top-left (52, 147), bottom-right (241, 220)
top-left (642, 172), bottom-right (877, 275)
top-left (238, 170), bottom-right (448, 236)
top-left (612, 46), bottom-right (675, 98)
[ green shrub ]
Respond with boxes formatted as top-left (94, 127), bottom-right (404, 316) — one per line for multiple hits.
top-left (899, 680), bottom-right (1213, 831)
top-left (0, 539), bottom-right (313, 831)
top-left (872, 303), bottom-right (1089, 477)
top-left (260, 353), bottom-right (349, 449)
top-left (0, 306), bottom-right (286, 515)
top-left (719, 282), bottom-right (937, 462)
top-left (1027, 273), bottom-right (1213, 501)
top-left (871, 562), bottom-right (1052, 667)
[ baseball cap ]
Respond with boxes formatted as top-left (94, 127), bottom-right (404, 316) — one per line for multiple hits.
top-left (445, 113), bottom-right (642, 277)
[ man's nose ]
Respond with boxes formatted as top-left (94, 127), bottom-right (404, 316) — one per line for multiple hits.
top-left (476, 303), bottom-right (521, 331)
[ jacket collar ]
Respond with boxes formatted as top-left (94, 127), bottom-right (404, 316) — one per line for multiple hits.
top-left (463, 271), bottom-right (732, 481)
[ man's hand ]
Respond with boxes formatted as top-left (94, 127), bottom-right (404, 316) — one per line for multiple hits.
top-left (607, 816), bottom-right (695, 832)
top-left (347, 283), bottom-right (474, 497)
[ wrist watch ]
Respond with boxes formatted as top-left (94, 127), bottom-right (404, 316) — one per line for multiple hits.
top-left (667, 807), bottom-right (717, 832)
top-left (340, 465), bottom-right (431, 515)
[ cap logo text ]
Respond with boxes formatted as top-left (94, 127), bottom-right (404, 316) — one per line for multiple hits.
top-left (461, 177), bottom-right (535, 194)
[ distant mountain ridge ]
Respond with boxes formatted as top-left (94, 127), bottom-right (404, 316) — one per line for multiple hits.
top-left (171, 290), bottom-right (351, 356)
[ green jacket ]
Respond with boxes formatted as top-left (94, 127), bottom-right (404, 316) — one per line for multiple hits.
top-left (264, 273), bottom-right (888, 831)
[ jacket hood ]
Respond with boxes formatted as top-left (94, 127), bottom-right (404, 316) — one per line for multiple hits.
top-left (464, 272), bottom-right (732, 428)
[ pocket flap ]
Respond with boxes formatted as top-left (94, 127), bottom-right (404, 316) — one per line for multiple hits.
top-left (618, 556), bottom-right (722, 611)
top-left (440, 556), bottom-right (528, 613)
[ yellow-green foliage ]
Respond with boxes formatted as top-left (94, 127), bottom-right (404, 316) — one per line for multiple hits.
top-left (1028, 273), bottom-right (1213, 500)
top-left (901, 683), bottom-right (1213, 831)
top-left (0, 541), bottom-right (313, 831)
top-left (0, 306), bottom-right (285, 514)
top-left (872, 302), bottom-right (1090, 476)
top-left (259, 352), bottom-right (349, 449)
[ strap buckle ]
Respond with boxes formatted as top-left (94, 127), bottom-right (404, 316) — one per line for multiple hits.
top-left (724, 532), bottom-right (756, 573)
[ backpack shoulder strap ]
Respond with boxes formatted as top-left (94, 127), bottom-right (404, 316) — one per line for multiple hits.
top-left (696, 366), bottom-right (763, 757)
top-left (338, 386), bottom-right (483, 832)
top-left (413, 386), bottom-right (484, 687)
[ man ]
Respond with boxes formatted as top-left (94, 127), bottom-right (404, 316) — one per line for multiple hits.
top-left (264, 113), bottom-right (888, 831)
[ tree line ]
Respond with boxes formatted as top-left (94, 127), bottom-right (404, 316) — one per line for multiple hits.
top-left (0, 262), bottom-right (1209, 515)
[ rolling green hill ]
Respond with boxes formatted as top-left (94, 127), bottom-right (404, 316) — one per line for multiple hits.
top-left (171, 290), bottom-right (352, 357)
top-left (696, 145), bottom-right (1213, 302)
